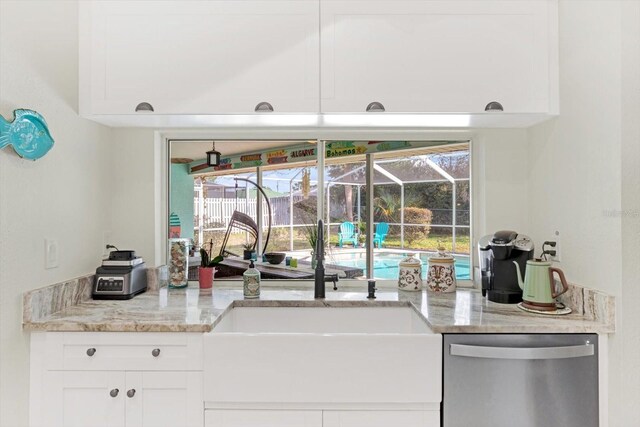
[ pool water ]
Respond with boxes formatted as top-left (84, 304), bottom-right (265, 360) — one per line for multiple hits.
top-left (328, 252), bottom-right (471, 281)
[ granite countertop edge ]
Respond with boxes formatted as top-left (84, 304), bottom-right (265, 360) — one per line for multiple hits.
top-left (22, 287), bottom-right (615, 334)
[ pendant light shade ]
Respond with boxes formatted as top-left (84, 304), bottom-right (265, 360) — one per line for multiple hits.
top-left (206, 141), bottom-right (221, 167)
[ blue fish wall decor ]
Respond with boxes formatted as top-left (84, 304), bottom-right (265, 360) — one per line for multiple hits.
top-left (0, 109), bottom-right (54, 160)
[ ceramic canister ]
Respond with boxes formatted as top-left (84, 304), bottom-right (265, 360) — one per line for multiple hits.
top-left (427, 248), bottom-right (456, 293)
top-left (398, 253), bottom-right (422, 291)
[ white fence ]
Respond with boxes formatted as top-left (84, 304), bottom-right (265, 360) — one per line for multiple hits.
top-left (194, 195), bottom-right (305, 231)
top-left (194, 198), bottom-right (268, 229)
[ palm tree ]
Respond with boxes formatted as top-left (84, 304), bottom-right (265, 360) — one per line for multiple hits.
top-left (374, 189), bottom-right (400, 222)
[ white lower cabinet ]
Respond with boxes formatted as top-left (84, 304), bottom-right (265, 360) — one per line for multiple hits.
top-left (42, 370), bottom-right (202, 427)
top-left (30, 333), bottom-right (203, 427)
top-left (43, 371), bottom-right (126, 427)
top-left (205, 410), bottom-right (438, 427)
top-left (125, 371), bottom-right (203, 427)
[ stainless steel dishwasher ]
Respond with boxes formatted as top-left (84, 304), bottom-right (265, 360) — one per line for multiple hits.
top-left (443, 334), bottom-right (598, 427)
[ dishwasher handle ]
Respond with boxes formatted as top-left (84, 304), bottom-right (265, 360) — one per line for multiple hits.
top-left (450, 343), bottom-right (594, 360)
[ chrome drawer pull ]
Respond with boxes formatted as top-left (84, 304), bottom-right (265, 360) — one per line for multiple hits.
top-left (151, 348), bottom-right (161, 357)
top-left (254, 102), bottom-right (274, 112)
top-left (127, 389), bottom-right (136, 398)
top-left (365, 101), bottom-right (385, 112)
top-left (450, 343), bottom-right (594, 360)
top-left (110, 389), bottom-right (119, 398)
top-left (86, 348), bottom-right (96, 357)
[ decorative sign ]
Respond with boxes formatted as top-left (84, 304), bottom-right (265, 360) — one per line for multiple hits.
top-left (240, 154), bottom-right (262, 162)
top-left (190, 140), bottom-right (434, 174)
top-left (215, 158), bottom-right (233, 171)
top-left (0, 109), bottom-right (54, 160)
top-left (325, 141), bottom-right (367, 158)
top-left (290, 147), bottom-right (316, 159)
top-left (370, 141), bottom-right (412, 152)
top-left (266, 149), bottom-right (289, 164)
top-left (169, 212), bottom-right (181, 238)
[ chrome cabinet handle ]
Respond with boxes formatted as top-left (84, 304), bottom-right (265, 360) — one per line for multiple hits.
top-left (127, 389), bottom-right (136, 398)
top-left (254, 102), bottom-right (274, 112)
top-left (110, 389), bottom-right (119, 398)
top-left (365, 101), bottom-right (385, 112)
top-left (450, 343), bottom-right (595, 360)
top-left (151, 348), bottom-right (161, 357)
top-left (484, 101), bottom-right (504, 111)
top-left (86, 348), bottom-right (96, 357)
top-left (135, 102), bottom-right (154, 112)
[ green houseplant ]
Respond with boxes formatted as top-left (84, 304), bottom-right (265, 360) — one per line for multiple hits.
top-left (302, 222), bottom-right (323, 268)
top-left (199, 248), bottom-right (223, 290)
top-left (242, 242), bottom-right (255, 260)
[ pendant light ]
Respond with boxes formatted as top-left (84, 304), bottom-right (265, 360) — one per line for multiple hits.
top-left (206, 141), bottom-right (221, 167)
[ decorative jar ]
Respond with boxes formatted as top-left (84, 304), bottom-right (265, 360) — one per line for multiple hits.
top-left (426, 247), bottom-right (456, 293)
top-left (168, 238), bottom-right (190, 288)
top-left (398, 253), bottom-right (422, 291)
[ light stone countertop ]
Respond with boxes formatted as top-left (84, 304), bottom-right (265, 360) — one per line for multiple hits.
top-left (23, 283), bottom-right (615, 334)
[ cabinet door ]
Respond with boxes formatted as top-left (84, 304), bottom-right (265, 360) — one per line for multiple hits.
top-left (125, 371), bottom-right (203, 427)
top-left (323, 411), bottom-right (439, 427)
top-left (81, 1), bottom-right (319, 115)
top-left (321, 0), bottom-right (554, 113)
top-left (205, 410), bottom-right (322, 427)
top-left (43, 371), bottom-right (126, 427)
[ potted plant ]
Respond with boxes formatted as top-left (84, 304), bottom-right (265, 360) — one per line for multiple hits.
top-left (199, 248), bottom-right (223, 290)
top-left (302, 223), bottom-right (321, 269)
top-left (357, 221), bottom-right (366, 247)
top-left (242, 242), bottom-right (255, 260)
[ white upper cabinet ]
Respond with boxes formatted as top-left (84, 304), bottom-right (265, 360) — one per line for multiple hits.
top-left (80, 1), bottom-right (320, 115)
top-left (320, 0), bottom-right (558, 114)
top-left (79, 0), bottom-right (558, 127)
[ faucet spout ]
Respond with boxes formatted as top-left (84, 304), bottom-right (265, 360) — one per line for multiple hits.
top-left (315, 219), bottom-right (326, 298)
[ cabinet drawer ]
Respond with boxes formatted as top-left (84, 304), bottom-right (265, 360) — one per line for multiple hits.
top-left (205, 410), bottom-right (322, 427)
top-left (323, 410), bottom-right (440, 427)
top-left (45, 332), bottom-right (203, 371)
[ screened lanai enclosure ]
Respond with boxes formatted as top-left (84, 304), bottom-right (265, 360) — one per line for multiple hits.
top-left (169, 140), bottom-right (471, 281)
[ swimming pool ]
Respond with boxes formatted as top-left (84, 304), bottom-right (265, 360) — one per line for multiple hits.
top-left (327, 251), bottom-right (471, 281)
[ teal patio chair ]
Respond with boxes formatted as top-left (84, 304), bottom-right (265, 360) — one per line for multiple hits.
top-left (373, 222), bottom-right (389, 248)
top-left (338, 222), bottom-right (358, 247)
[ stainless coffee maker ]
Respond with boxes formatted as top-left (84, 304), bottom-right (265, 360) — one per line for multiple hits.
top-left (478, 230), bottom-right (534, 304)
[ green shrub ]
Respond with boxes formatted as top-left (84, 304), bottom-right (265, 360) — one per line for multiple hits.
top-left (402, 207), bottom-right (433, 244)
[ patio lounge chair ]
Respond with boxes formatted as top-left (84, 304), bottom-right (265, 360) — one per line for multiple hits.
top-left (373, 222), bottom-right (389, 248)
top-left (219, 211), bottom-right (258, 257)
top-left (338, 222), bottom-right (359, 247)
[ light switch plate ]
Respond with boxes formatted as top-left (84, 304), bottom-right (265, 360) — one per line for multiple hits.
top-left (45, 238), bottom-right (59, 269)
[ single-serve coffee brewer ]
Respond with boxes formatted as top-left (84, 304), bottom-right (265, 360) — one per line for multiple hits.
top-left (478, 230), bottom-right (534, 304)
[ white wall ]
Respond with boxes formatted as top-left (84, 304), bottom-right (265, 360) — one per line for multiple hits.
top-left (110, 128), bottom-right (163, 266)
top-left (472, 129), bottom-right (530, 243)
top-left (617, 1), bottom-right (640, 425)
top-left (0, 1), bottom-right (113, 426)
top-left (527, 1), bottom-right (639, 425)
top-left (527, 1), bottom-right (622, 293)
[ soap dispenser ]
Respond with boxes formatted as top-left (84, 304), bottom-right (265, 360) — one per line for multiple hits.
top-left (243, 260), bottom-right (261, 298)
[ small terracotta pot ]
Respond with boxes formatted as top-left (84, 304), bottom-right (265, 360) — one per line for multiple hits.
top-left (198, 267), bottom-right (215, 289)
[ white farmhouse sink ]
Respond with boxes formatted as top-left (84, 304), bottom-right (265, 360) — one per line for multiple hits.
top-left (203, 305), bottom-right (442, 405)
